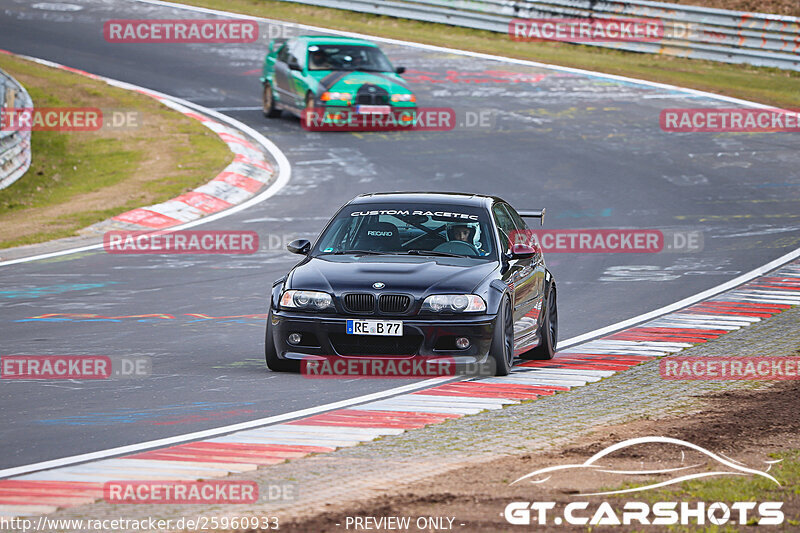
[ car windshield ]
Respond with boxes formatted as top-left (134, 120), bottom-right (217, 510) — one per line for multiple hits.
top-left (307, 44), bottom-right (394, 72)
top-left (315, 203), bottom-right (496, 259)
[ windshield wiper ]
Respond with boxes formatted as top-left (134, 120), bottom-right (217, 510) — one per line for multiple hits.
top-left (404, 250), bottom-right (463, 258)
top-left (328, 250), bottom-right (399, 255)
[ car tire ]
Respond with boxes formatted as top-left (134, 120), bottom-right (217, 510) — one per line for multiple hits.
top-left (263, 83), bottom-right (280, 118)
top-left (522, 284), bottom-right (557, 360)
top-left (489, 296), bottom-right (514, 376)
top-left (265, 309), bottom-right (299, 372)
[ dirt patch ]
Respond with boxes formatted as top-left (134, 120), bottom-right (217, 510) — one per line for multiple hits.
top-left (277, 381), bottom-right (800, 532)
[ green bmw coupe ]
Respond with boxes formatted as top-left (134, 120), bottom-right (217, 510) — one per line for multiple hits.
top-left (261, 36), bottom-right (416, 129)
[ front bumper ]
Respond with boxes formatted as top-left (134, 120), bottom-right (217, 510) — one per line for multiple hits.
top-left (271, 310), bottom-right (495, 365)
top-left (302, 105), bottom-right (418, 131)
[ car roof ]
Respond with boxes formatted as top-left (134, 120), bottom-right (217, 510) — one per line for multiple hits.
top-left (349, 192), bottom-right (504, 209)
top-left (295, 35), bottom-right (379, 47)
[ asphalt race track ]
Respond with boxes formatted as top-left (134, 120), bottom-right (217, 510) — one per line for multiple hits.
top-left (0, 0), bottom-right (799, 471)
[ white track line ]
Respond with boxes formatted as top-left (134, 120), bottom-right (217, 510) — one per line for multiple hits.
top-left (0, 378), bottom-right (448, 479)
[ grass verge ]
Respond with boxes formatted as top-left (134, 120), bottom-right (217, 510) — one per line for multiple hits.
top-left (177, 0), bottom-right (799, 109)
top-left (0, 54), bottom-right (231, 249)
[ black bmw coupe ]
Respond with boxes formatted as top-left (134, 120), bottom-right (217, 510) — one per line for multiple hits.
top-left (265, 192), bottom-right (557, 376)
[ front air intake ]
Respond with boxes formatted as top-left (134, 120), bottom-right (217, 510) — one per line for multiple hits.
top-left (379, 294), bottom-right (411, 314)
top-left (355, 84), bottom-right (389, 105)
top-left (343, 293), bottom-right (375, 313)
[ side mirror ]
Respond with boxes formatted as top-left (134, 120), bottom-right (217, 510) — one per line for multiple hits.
top-left (509, 243), bottom-right (538, 259)
top-left (288, 61), bottom-right (302, 71)
top-left (268, 38), bottom-right (288, 55)
top-left (395, 66), bottom-right (406, 74)
top-left (287, 239), bottom-right (311, 255)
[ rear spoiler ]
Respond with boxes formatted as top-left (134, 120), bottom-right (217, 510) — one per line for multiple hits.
top-left (518, 208), bottom-right (546, 226)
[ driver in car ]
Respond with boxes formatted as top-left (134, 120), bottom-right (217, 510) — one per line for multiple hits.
top-left (450, 223), bottom-right (490, 256)
top-left (309, 47), bottom-right (333, 69)
top-left (451, 224), bottom-right (472, 243)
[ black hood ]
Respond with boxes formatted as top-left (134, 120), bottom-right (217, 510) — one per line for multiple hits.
top-left (288, 255), bottom-right (497, 297)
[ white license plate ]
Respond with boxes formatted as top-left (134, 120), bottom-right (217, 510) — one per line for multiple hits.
top-left (356, 105), bottom-right (391, 115)
top-left (346, 319), bottom-right (403, 336)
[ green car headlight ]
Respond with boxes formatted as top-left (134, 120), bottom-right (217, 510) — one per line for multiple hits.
top-left (321, 92), bottom-right (351, 103)
top-left (390, 94), bottom-right (416, 103)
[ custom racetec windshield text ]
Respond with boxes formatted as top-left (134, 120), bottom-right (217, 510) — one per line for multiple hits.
top-left (314, 204), bottom-right (496, 259)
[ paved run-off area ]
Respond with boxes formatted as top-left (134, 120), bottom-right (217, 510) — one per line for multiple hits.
top-left (22, 271), bottom-right (799, 531)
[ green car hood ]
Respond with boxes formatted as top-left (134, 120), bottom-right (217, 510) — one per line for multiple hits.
top-left (308, 70), bottom-right (411, 95)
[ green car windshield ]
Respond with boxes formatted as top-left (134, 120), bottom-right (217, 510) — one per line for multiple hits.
top-left (307, 44), bottom-right (394, 72)
top-left (315, 204), bottom-right (496, 260)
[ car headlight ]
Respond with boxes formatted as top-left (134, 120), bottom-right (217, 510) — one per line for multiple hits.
top-left (321, 92), bottom-right (351, 103)
top-left (421, 294), bottom-right (486, 313)
top-left (280, 290), bottom-right (334, 311)
top-left (390, 93), bottom-right (416, 102)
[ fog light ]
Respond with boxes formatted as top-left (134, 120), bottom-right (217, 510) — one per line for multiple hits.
top-left (288, 333), bottom-right (302, 345)
top-left (455, 337), bottom-right (470, 349)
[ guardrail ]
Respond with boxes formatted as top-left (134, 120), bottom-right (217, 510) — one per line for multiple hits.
top-left (0, 68), bottom-right (32, 191)
top-left (277, 0), bottom-right (800, 70)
